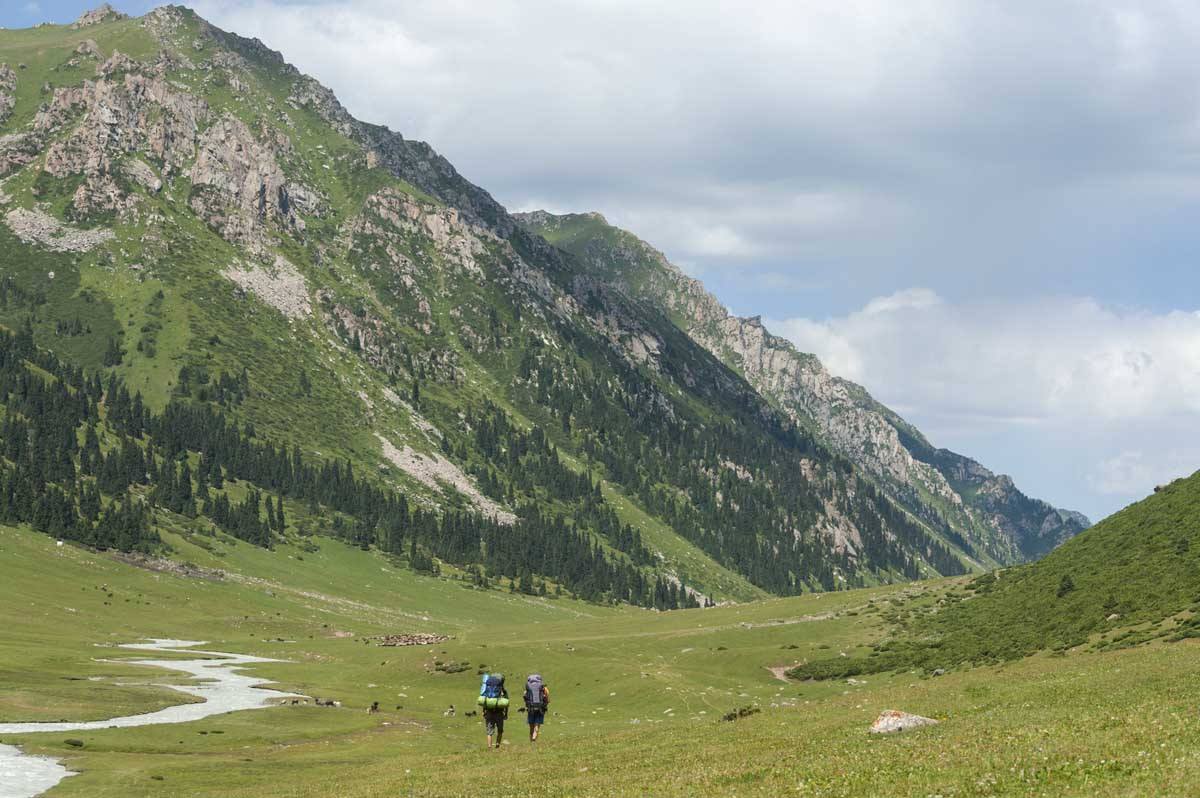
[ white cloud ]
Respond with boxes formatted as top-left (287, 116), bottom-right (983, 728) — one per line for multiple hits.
top-left (188, 0), bottom-right (1200, 302)
top-left (769, 292), bottom-right (1200, 421)
top-left (862, 288), bottom-right (942, 315)
top-left (767, 292), bottom-right (1200, 516)
top-left (684, 224), bottom-right (755, 258)
top-left (1090, 451), bottom-right (1198, 496)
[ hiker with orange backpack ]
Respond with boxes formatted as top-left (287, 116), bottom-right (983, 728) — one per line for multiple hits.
top-left (523, 673), bottom-right (549, 743)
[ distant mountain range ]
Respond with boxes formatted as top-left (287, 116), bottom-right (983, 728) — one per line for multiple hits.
top-left (516, 211), bottom-right (1089, 566)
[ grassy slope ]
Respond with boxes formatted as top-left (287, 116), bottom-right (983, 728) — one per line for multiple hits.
top-left (5, 523), bottom-right (1200, 797)
top-left (797, 471), bottom-right (1200, 679)
top-left (522, 211), bottom-right (1086, 569)
top-left (524, 213), bottom-right (995, 572)
top-left (0, 16), bottom-right (776, 603)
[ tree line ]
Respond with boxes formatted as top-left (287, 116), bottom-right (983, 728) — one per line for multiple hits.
top-left (0, 321), bottom-right (701, 609)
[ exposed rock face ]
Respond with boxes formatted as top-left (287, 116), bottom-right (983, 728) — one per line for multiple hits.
top-left (72, 4), bottom-right (127, 29)
top-left (376, 434), bottom-right (516, 525)
top-left (33, 52), bottom-right (208, 217)
top-left (869, 710), bottom-right (938, 734)
top-left (15, 44), bottom-right (317, 239)
top-left (190, 113), bottom-right (314, 252)
top-left (349, 187), bottom-right (491, 278)
top-left (287, 76), bottom-right (355, 138)
top-left (516, 211), bottom-right (1090, 565)
top-left (4, 207), bottom-right (114, 252)
top-left (0, 64), bottom-right (15, 127)
top-left (121, 158), bottom-right (162, 193)
top-left (222, 256), bottom-right (312, 320)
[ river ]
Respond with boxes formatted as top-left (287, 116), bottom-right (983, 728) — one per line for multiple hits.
top-left (0, 639), bottom-right (301, 798)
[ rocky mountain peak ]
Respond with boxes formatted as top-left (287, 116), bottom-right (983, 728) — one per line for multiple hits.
top-left (72, 4), bottom-right (127, 28)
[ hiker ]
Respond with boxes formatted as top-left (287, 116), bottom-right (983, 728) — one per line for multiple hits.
top-left (478, 672), bottom-right (509, 749)
top-left (524, 673), bottom-right (550, 743)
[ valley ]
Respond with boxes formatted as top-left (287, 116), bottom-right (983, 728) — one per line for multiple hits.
top-left (4, 516), bottom-right (1200, 796)
top-left (0, 6), bottom-right (1195, 797)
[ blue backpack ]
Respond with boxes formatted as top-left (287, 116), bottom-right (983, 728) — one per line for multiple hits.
top-left (481, 673), bottom-right (504, 698)
top-left (477, 673), bottom-right (508, 710)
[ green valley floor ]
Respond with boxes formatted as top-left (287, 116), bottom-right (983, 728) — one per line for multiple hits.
top-left (2, 524), bottom-right (1199, 797)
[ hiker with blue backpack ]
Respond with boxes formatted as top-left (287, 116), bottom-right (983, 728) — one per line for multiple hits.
top-left (523, 673), bottom-right (549, 743)
top-left (477, 672), bottom-right (509, 749)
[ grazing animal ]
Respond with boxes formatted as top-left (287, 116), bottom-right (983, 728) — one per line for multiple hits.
top-left (443, 704), bottom-right (456, 717)
top-left (368, 701), bottom-right (380, 714)
top-left (465, 710), bottom-right (477, 718)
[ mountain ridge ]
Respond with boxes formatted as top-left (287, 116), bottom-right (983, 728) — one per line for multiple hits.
top-left (0, 4), bottom-right (1067, 607)
top-left (515, 210), bottom-right (1089, 565)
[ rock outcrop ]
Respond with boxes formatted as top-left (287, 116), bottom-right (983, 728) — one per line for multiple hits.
top-left (190, 113), bottom-right (316, 252)
top-left (31, 52), bottom-right (208, 218)
top-left (72, 4), bottom-right (127, 29)
top-left (869, 710), bottom-right (938, 734)
top-left (0, 64), bottom-right (15, 127)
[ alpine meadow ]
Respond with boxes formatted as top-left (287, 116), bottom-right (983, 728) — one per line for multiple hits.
top-left (0, 4), bottom-right (1197, 797)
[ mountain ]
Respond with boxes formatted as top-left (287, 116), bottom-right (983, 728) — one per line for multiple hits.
top-left (0, 5), bottom-right (1065, 606)
top-left (515, 211), bottom-right (1089, 566)
top-left (792, 469), bottom-right (1200, 678)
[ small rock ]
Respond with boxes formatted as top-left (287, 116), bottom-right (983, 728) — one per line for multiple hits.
top-left (1107, 613), bottom-right (1121, 621)
top-left (64, 738), bottom-right (85, 748)
top-left (869, 710), bottom-right (938, 734)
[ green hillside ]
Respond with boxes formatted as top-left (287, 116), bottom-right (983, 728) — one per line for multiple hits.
top-left (793, 471), bottom-right (1200, 679)
top-left (0, 5), bottom-right (982, 608)
top-left (516, 210), bottom-right (1090, 567)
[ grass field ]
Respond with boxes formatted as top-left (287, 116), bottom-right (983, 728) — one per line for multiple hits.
top-left (3, 523), bottom-right (1200, 797)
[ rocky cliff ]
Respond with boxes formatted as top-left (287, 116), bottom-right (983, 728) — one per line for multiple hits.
top-left (516, 211), bottom-right (1089, 564)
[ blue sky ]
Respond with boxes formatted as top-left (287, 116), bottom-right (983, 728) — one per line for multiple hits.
top-left (2, 1), bottom-right (154, 28)
top-left (7, 1), bottom-right (1200, 521)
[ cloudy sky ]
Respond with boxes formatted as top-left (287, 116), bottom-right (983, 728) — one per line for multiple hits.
top-left (10, 1), bottom-right (1200, 520)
